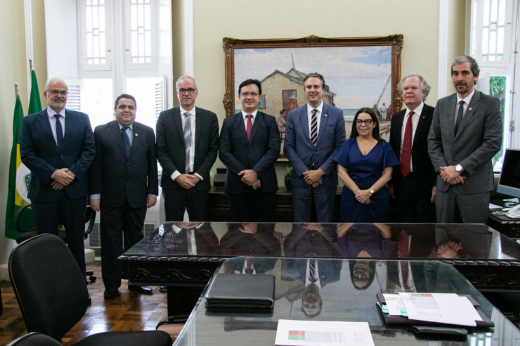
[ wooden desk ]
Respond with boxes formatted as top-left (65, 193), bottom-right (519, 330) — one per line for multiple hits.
top-left (120, 222), bottom-right (520, 317)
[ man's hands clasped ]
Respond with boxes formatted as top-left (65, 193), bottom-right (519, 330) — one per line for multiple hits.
top-left (239, 169), bottom-right (262, 190)
top-left (51, 168), bottom-right (75, 190)
top-left (440, 165), bottom-right (466, 185)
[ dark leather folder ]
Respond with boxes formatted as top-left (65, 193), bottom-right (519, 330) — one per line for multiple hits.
top-left (205, 274), bottom-right (275, 309)
top-left (376, 293), bottom-right (494, 328)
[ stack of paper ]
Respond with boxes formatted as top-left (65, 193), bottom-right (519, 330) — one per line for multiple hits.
top-left (382, 293), bottom-right (483, 327)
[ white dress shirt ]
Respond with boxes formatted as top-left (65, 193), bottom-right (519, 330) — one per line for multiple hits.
top-left (400, 102), bottom-right (424, 173)
top-left (172, 222), bottom-right (204, 255)
top-left (454, 89), bottom-right (475, 126)
top-left (242, 109), bottom-right (258, 130)
top-left (171, 106), bottom-right (202, 181)
top-left (47, 107), bottom-right (66, 145)
top-left (307, 102), bottom-right (324, 140)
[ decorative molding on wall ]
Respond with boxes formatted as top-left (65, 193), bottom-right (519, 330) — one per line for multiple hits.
top-left (438, 0), bottom-right (449, 98)
top-left (184, 0), bottom-right (194, 77)
top-left (24, 0), bottom-right (34, 96)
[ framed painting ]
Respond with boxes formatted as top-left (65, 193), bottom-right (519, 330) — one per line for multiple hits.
top-left (222, 34), bottom-right (403, 161)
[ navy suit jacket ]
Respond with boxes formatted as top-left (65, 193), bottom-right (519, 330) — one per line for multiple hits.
top-left (284, 104), bottom-right (346, 188)
top-left (20, 109), bottom-right (95, 202)
top-left (88, 121), bottom-right (158, 208)
top-left (219, 111), bottom-right (280, 194)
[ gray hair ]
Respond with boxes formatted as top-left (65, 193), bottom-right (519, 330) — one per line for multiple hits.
top-left (303, 72), bottom-right (325, 88)
top-left (451, 55), bottom-right (480, 78)
top-left (397, 74), bottom-right (431, 101)
top-left (176, 75), bottom-right (197, 89)
top-left (45, 78), bottom-right (68, 91)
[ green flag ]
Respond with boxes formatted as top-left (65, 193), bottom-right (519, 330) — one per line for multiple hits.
top-left (5, 95), bottom-right (33, 239)
top-left (28, 69), bottom-right (42, 114)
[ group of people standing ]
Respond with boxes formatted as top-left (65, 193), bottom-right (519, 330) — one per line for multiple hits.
top-left (19, 54), bottom-right (501, 300)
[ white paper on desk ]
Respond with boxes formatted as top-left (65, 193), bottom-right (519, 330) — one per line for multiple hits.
top-left (461, 296), bottom-right (483, 322)
top-left (275, 320), bottom-right (374, 346)
top-left (399, 293), bottom-right (477, 326)
top-left (383, 294), bottom-right (404, 316)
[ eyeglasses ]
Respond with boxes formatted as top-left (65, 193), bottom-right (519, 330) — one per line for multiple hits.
top-left (356, 119), bottom-right (374, 126)
top-left (177, 88), bottom-right (197, 95)
top-left (240, 92), bottom-right (259, 97)
top-left (48, 90), bottom-right (68, 96)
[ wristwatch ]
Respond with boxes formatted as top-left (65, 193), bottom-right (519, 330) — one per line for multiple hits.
top-left (455, 164), bottom-right (464, 172)
top-left (369, 189), bottom-right (374, 194)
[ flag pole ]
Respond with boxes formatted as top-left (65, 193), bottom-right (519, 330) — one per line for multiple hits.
top-left (15, 83), bottom-right (19, 97)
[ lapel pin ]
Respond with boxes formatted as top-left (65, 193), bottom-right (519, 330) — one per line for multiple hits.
top-left (469, 108), bottom-right (472, 111)
top-left (135, 133), bottom-right (138, 136)
top-left (325, 114), bottom-right (328, 117)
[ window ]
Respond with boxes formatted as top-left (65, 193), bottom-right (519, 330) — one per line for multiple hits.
top-left (469, 0), bottom-right (519, 171)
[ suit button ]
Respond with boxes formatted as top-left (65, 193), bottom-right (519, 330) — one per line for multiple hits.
top-left (127, 179), bottom-right (130, 181)
top-left (127, 163), bottom-right (130, 165)
top-left (61, 155), bottom-right (63, 158)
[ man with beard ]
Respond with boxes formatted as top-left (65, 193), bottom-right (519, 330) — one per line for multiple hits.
top-left (20, 78), bottom-right (95, 279)
top-left (428, 56), bottom-right (502, 223)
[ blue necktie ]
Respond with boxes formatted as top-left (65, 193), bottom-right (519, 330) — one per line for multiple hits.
top-left (54, 114), bottom-right (63, 149)
top-left (455, 100), bottom-right (464, 135)
top-left (121, 127), bottom-right (131, 156)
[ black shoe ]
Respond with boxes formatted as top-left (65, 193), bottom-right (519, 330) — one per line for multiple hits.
top-left (128, 285), bottom-right (153, 295)
top-left (104, 288), bottom-right (119, 299)
top-left (159, 286), bottom-right (167, 293)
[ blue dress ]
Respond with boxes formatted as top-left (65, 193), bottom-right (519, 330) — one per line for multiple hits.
top-left (333, 138), bottom-right (399, 222)
top-left (332, 224), bottom-right (398, 257)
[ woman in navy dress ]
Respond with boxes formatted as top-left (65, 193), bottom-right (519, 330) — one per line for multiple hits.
top-left (333, 108), bottom-right (399, 222)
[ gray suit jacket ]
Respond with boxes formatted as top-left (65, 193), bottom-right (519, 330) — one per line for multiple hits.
top-left (427, 91), bottom-right (502, 193)
top-left (156, 106), bottom-right (219, 191)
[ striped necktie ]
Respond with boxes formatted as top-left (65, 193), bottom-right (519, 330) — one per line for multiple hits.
top-left (310, 109), bottom-right (318, 146)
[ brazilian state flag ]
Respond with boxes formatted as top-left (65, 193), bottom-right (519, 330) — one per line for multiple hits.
top-left (5, 71), bottom-right (41, 239)
top-left (5, 96), bottom-right (30, 238)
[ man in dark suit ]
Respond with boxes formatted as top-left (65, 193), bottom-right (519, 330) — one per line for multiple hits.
top-left (284, 73), bottom-right (346, 222)
top-left (219, 79), bottom-right (280, 221)
top-left (89, 94), bottom-right (158, 299)
top-left (20, 78), bottom-right (95, 279)
top-left (156, 76), bottom-right (219, 222)
top-left (389, 74), bottom-right (436, 222)
top-left (428, 56), bottom-right (502, 223)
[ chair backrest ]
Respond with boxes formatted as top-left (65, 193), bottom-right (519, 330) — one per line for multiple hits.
top-left (6, 332), bottom-right (62, 346)
top-left (9, 234), bottom-right (89, 341)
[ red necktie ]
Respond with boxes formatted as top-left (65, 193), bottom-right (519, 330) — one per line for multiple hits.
top-left (400, 111), bottom-right (414, 177)
top-left (245, 257), bottom-right (253, 274)
top-left (399, 230), bottom-right (410, 289)
top-left (246, 115), bottom-right (253, 140)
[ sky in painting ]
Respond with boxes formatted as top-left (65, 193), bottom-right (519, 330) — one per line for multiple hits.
top-left (234, 46), bottom-right (392, 109)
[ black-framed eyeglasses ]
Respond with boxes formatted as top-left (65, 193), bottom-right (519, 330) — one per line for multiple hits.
top-left (177, 88), bottom-right (197, 95)
top-left (356, 119), bottom-right (374, 126)
top-left (240, 92), bottom-right (259, 97)
top-left (48, 90), bottom-right (68, 96)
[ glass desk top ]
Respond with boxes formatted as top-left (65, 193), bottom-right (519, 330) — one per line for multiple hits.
top-left (174, 258), bottom-right (520, 346)
top-left (122, 222), bottom-right (520, 263)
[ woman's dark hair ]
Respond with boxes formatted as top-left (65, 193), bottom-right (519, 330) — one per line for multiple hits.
top-left (349, 260), bottom-right (377, 290)
top-left (349, 107), bottom-right (382, 143)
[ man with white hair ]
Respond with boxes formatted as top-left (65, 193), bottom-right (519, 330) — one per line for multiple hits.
top-left (389, 74), bottom-right (436, 222)
top-left (156, 75), bottom-right (219, 222)
top-left (20, 78), bottom-right (95, 279)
